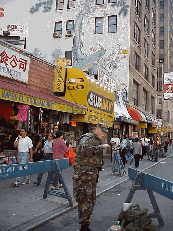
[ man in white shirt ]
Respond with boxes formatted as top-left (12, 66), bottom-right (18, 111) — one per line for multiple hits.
top-left (110, 133), bottom-right (120, 174)
top-left (12, 127), bottom-right (33, 187)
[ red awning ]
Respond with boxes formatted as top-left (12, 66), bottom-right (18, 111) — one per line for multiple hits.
top-left (0, 78), bottom-right (85, 109)
top-left (127, 106), bottom-right (143, 121)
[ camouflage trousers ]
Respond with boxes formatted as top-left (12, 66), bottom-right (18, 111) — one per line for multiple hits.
top-left (73, 165), bottom-right (99, 225)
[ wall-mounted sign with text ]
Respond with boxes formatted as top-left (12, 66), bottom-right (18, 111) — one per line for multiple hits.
top-left (0, 45), bottom-right (30, 84)
top-left (87, 91), bottom-right (114, 114)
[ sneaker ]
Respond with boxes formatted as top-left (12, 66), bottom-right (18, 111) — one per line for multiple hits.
top-left (22, 179), bottom-right (30, 185)
top-left (12, 181), bottom-right (20, 187)
top-left (34, 181), bottom-right (40, 186)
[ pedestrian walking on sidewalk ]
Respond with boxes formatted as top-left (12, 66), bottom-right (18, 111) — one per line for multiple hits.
top-left (34, 133), bottom-right (53, 186)
top-left (110, 133), bottom-right (120, 174)
top-left (32, 127), bottom-right (43, 162)
top-left (153, 135), bottom-right (159, 162)
top-left (163, 138), bottom-right (169, 158)
top-left (12, 127), bottom-right (33, 187)
top-left (50, 130), bottom-right (70, 190)
top-left (73, 123), bottom-right (110, 231)
top-left (119, 135), bottom-right (127, 167)
top-left (132, 137), bottom-right (142, 168)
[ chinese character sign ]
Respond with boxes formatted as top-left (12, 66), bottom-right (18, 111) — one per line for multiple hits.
top-left (54, 58), bottom-right (66, 93)
top-left (164, 72), bottom-right (173, 99)
top-left (0, 45), bottom-right (30, 83)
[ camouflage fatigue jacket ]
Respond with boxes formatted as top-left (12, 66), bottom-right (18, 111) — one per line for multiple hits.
top-left (73, 133), bottom-right (104, 170)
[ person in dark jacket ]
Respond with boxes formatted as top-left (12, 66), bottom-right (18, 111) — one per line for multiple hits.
top-left (132, 137), bottom-right (142, 168)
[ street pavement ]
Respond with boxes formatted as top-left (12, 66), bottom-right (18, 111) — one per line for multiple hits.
top-left (34, 157), bottom-right (173, 231)
top-left (0, 146), bottom-right (173, 231)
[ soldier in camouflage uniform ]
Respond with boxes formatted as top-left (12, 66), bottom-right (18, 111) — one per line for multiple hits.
top-left (73, 123), bottom-right (110, 231)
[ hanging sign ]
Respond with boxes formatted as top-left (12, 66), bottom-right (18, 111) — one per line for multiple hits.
top-left (54, 58), bottom-right (66, 93)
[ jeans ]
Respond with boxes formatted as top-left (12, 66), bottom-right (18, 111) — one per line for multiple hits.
top-left (36, 154), bottom-right (53, 184)
top-left (17, 152), bottom-right (30, 182)
top-left (112, 150), bottom-right (118, 174)
top-left (134, 154), bottom-right (140, 167)
top-left (126, 151), bottom-right (133, 163)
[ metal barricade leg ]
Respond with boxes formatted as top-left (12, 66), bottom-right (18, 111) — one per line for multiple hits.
top-left (147, 189), bottom-right (164, 226)
top-left (54, 161), bottom-right (73, 206)
top-left (43, 171), bottom-right (53, 199)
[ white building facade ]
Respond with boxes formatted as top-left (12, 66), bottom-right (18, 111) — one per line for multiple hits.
top-left (0, 0), bottom-right (130, 93)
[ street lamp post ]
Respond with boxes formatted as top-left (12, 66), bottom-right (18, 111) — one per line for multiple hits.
top-left (159, 59), bottom-right (164, 142)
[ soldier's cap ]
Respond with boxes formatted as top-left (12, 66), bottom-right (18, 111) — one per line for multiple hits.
top-left (96, 123), bottom-right (108, 133)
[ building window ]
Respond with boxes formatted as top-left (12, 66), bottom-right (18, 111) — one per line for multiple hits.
top-left (144, 64), bottom-right (148, 80)
top-left (152, 10), bottom-right (156, 25)
top-left (95, 17), bottom-right (103, 34)
top-left (144, 39), bottom-right (148, 57)
top-left (96, 0), bottom-right (104, 5)
top-left (54, 21), bottom-right (62, 36)
top-left (153, 0), bottom-right (156, 4)
top-left (145, 0), bottom-right (149, 10)
top-left (152, 30), bottom-right (155, 46)
top-left (159, 66), bottom-right (162, 77)
top-left (66, 20), bottom-right (74, 35)
top-left (56, 0), bottom-right (64, 10)
top-left (133, 81), bottom-right (138, 106)
top-left (160, 27), bottom-right (164, 36)
top-left (152, 52), bottom-right (155, 67)
top-left (160, 40), bottom-right (164, 49)
top-left (160, 1), bottom-right (164, 9)
top-left (67, 0), bottom-right (75, 9)
top-left (143, 88), bottom-right (147, 111)
top-left (160, 13), bottom-right (164, 22)
top-left (108, 16), bottom-right (117, 33)
top-left (108, 0), bottom-right (117, 2)
top-left (134, 23), bottom-right (140, 43)
top-left (144, 16), bottom-right (149, 34)
top-left (65, 51), bottom-right (72, 66)
top-left (151, 96), bottom-right (155, 114)
top-left (159, 80), bottom-right (162, 91)
top-left (157, 109), bottom-right (162, 119)
top-left (134, 52), bottom-right (140, 72)
top-left (135, 0), bottom-right (141, 17)
top-left (152, 74), bottom-right (155, 88)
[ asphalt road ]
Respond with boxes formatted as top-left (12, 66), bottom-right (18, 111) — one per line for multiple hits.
top-left (33, 157), bottom-right (173, 231)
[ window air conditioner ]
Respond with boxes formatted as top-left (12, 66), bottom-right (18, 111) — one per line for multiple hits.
top-left (66, 30), bottom-right (74, 36)
top-left (53, 32), bottom-right (61, 38)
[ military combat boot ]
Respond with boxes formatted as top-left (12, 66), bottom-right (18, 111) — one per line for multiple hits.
top-left (80, 224), bottom-right (93, 231)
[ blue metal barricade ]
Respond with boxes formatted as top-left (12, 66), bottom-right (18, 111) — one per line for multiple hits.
top-left (0, 158), bottom-right (73, 206)
top-left (118, 167), bottom-right (173, 227)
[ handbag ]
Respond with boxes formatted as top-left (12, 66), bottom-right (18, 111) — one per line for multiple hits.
top-left (64, 146), bottom-right (75, 164)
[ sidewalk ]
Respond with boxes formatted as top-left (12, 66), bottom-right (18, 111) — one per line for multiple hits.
top-left (0, 147), bottom-right (173, 231)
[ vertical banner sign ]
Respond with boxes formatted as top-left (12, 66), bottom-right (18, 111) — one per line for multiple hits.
top-left (54, 58), bottom-right (66, 93)
top-left (164, 72), bottom-right (173, 99)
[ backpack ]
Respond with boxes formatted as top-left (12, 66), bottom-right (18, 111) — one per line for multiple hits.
top-left (122, 204), bottom-right (156, 231)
